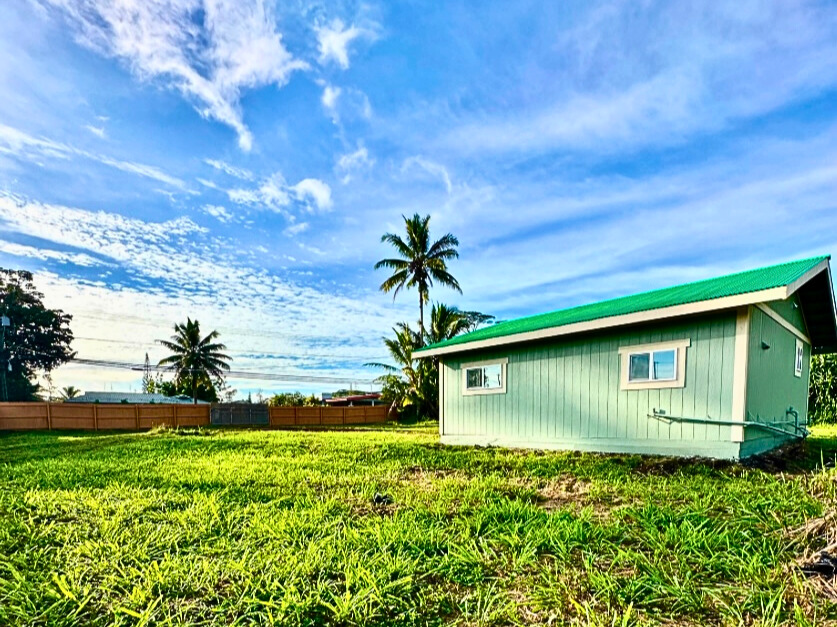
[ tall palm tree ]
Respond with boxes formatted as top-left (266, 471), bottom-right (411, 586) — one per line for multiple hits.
top-left (157, 318), bottom-right (231, 404)
top-left (375, 213), bottom-right (461, 335)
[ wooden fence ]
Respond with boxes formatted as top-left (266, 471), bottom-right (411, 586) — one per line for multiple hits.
top-left (0, 402), bottom-right (390, 431)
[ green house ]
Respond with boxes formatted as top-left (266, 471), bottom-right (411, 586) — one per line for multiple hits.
top-left (415, 256), bottom-right (837, 459)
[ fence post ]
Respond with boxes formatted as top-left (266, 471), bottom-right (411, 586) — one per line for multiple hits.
top-left (174, 406), bottom-right (179, 428)
top-left (93, 404), bottom-right (98, 431)
top-left (135, 405), bottom-right (140, 430)
top-left (46, 402), bottom-right (52, 430)
top-left (293, 407), bottom-right (298, 426)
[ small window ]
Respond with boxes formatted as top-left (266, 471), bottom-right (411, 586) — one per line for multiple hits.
top-left (627, 348), bottom-right (677, 382)
top-left (795, 339), bottom-right (804, 378)
top-left (619, 340), bottom-right (689, 390)
top-left (461, 359), bottom-right (507, 395)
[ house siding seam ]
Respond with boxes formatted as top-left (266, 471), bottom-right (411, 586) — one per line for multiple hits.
top-left (441, 312), bottom-right (739, 459)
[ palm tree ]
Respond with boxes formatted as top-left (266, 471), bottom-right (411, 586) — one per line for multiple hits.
top-left (366, 322), bottom-right (425, 416)
top-left (59, 385), bottom-right (81, 400)
top-left (375, 213), bottom-right (461, 335)
top-left (157, 318), bottom-right (231, 404)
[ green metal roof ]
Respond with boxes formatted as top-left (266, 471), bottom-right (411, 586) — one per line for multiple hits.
top-left (416, 255), bottom-right (830, 355)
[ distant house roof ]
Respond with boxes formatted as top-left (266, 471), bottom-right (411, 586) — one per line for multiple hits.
top-left (325, 393), bottom-right (382, 405)
top-left (416, 256), bottom-right (837, 358)
top-left (66, 392), bottom-right (208, 404)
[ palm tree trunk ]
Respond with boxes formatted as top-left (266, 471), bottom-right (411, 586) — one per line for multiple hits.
top-left (419, 290), bottom-right (424, 336)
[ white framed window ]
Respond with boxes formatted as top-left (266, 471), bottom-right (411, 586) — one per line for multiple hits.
top-left (461, 358), bottom-right (507, 396)
top-left (795, 338), bottom-right (804, 378)
top-left (618, 339), bottom-right (690, 390)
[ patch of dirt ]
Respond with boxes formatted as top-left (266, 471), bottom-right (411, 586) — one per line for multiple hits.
top-left (400, 465), bottom-right (461, 489)
top-left (535, 476), bottom-right (592, 511)
top-left (351, 501), bottom-right (399, 518)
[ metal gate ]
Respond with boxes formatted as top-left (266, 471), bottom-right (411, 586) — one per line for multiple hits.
top-left (210, 403), bottom-right (269, 426)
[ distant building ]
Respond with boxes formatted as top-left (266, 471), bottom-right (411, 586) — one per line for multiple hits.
top-left (66, 392), bottom-right (208, 405)
top-left (325, 392), bottom-right (382, 407)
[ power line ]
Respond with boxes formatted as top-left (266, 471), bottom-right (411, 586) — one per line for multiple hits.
top-left (71, 335), bottom-right (389, 361)
top-left (68, 357), bottom-right (378, 385)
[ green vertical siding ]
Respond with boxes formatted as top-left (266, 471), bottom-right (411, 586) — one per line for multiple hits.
top-left (741, 303), bottom-right (810, 458)
top-left (441, 312), bottom-right (740, 458)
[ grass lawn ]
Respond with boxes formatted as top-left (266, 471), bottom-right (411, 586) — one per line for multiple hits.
top-left (2, 423), bottom-right (837, 626)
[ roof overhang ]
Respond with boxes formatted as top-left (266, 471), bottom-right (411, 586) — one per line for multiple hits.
top-left (417, 258), bottom-right (837, 359)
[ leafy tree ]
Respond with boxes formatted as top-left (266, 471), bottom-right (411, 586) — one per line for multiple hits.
top-left (810, 354), bottom-right (837, 424)
top-left (331, 389), bottom-right (367, 397)
top-left (267, 392), bottom-right (320, 407)
top-left (375, 213), bottom-right (461, 335)
top-left (155, 377), bottom-right (219, 403)
top-left (0, 269), bottom-right (75, 401)
top-left (59, 386), bottom-right (81, 400)
top-left (157, 318), bottom-right (231, 404)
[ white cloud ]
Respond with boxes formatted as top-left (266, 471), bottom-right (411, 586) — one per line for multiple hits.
top-left (283, 221), bottom-right (309, 237)
top-left (336, 145), bottom-right (373, 183)
top-left (228, 172), bottom-right (291, 213)
top-left (321, 84), bottom-right (341, 122)
top-left (201, 204), bottom-right (235, 223)
top-left (315, 19), bottom-right (374, 70)
top-left (228, 173), bottom-right (332, 213)
top-left (204, 158), bottom-right (253, 181)
top-left (0, 239), bottom-right (110, 267)
top-left (84, 124), bottom-right (106, 138)
top-left (38, 0), bottom-right (309, 151)
top-left (292, 178), bottom-right (332, 211)
top-left (402, 156), bottom-right (452, 193)
top-left (0, 122), bottom-right (187, 189)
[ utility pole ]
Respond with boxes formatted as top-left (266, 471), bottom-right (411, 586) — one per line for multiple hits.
top-left (1, 314), bottom-right (10, 403)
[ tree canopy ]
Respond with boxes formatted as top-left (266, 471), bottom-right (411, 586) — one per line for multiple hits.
top-left (375, 213), bottom-right (461, 334)
top-left (157, 318), bottom-right (231, 404)
top-left (0, 268), bottom-right (75, 401)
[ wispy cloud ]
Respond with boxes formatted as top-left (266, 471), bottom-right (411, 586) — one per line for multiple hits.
top-left (84, 124), bottom-right (106, 139)
top-left (336, 145), bottom-right (373, 183)
top-left (38, 0), bottom-right (309, 151)
top-left (0, 239), bottom-right (111, 267)
top-left (315, 19), bottom-right (375, 70)
top-left (204, 158), bottom-right (254, 181)
top-left (200, 204), bottom-right (235, 224)
top-left (0, 122), bottom-right (187, 189)
top-left (402, 156), bottom-right (452, 193)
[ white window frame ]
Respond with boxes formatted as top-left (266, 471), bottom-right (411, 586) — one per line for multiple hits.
top-left (618, 339), bottom-right (690, 390)
top-left (795, 338), bottom-right (804, 378)
top-left (461, 358), bottom-right (508, 396)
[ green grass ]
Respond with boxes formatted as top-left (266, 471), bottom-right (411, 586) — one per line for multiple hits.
top-left (2, 424), bottom-right (837, 626)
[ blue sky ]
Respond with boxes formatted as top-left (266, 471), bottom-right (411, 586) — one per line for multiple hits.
top-left (0, 0), bottom-right (836, 396)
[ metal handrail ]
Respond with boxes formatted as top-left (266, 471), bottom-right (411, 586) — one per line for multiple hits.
top-left (649, 407), bottom-right (809, 440)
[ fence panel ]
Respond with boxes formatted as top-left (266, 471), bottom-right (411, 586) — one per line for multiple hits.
top-left (0, 402), bottom-right (49, 430)
top-left (269, 407), bottom-right (296, 426)
top-left (49, 403), bottom-right (96, 430)
top-left (96, 405), bottom-right (138, 430)
top-left (321, 407), bottom-right (345, 425)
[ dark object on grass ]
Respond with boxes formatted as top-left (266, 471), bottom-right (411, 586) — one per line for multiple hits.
top-left (372, 492), bottom-right (393, 506)
top-left (801, 551), bottom-right (837, 578)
